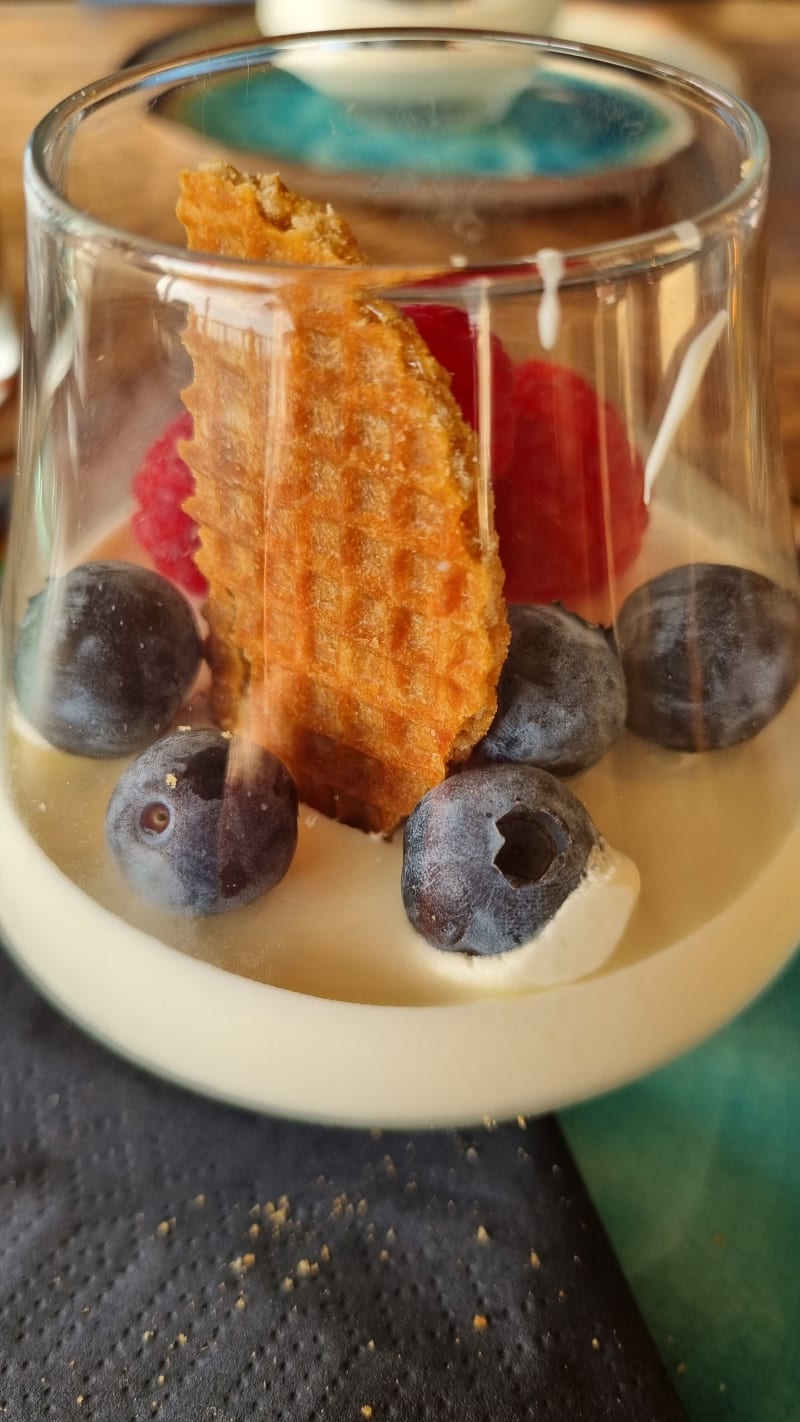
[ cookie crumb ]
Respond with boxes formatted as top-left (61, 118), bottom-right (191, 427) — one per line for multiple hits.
top-left (229, 1253), bottom-right (256, 1276)
top-left (517, 1115), bottom-right (527, 1129)
top-left (591, 1338), bottom-right (600, 1352)
top-left (367, 1339), bottom-right (376, 1352)
top-left (361, 1408), bottom-right (373, 1419)
top-left (193, 1194), bottom-right (206, 1209)
top-left (165, 772), bottom-right (178, 788)
top-left (177, 1333), bottom-right (188, 1347)
top-left (281, 1276), bottom-right (295, 1292)
top-left (268, 1198), bottom-right (291, 1229)
top-left (472, 1314), bottom-right (489, 1332)
top-left (529, 1251), bottom-right (541, 1270)
top-left (379, 1250), bottom-right (390, 1264)
top-left (156, 1219), bottom-right (173, 1238)
top-left (476, 1226), bottom-right (490, 1245)
top-left (235, 1296), bottom-right (246, 1312)
top-left (249, 1223), bottom-right (261, 1241)
top-left (319, 1243), bottom-right (331, 1263)
top-left (466, 1147), bottom-right (479, 1163)
top-left (142, 1329), bottom-right (156, 1344)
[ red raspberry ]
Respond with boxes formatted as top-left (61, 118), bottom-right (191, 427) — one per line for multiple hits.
top-left (131, 412), bottom-right (208, 598)
top-left (495, 361), bottom-right (648, 605)
top-left (403, 304), bottom-right (516, 477)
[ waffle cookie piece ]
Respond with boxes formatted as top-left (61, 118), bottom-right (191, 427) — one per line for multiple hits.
top-left (177, 163), bottom-right (508, 834)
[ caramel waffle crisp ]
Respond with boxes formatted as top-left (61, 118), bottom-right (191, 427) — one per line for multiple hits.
top-left (177, 163), bottom-right (508, 833)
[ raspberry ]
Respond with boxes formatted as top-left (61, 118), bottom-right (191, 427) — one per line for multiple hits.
top-left (131, 412), bottom-right (208, 598)
top-left (403, 304), bottom-right (516, 477)
top-left (495, 361), bottom-right (648, 605)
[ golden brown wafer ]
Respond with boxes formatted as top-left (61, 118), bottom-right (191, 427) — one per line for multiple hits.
top-left (178, 163), bottom-right (508, 833)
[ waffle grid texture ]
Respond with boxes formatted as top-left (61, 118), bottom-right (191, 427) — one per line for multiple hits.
top-left (178, 166), bottom-right (508, 833)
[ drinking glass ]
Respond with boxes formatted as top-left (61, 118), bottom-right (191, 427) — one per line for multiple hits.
top-left (0, 225), bottom-right (20, 564)
top-left (1, 31), bottom-right (796, 1126)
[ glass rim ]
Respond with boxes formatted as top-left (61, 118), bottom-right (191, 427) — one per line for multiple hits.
top-left (25, 27), bottom-right (769, 293)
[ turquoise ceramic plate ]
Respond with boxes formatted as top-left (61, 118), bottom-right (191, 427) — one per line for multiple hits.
top-left (140, 19), bottom-right (692, 208)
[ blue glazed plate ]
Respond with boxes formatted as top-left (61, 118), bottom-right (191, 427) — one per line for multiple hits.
top-left (159, 60), bottom-right (691, 182)
top-left (149, 30), bottom-right (692, 208)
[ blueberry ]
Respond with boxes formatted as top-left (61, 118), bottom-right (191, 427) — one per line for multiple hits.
top-left (616, 563), bottom-right (800, 751)
top-left (478, 604), bottom-right (626, 775)
top-left (14, 561), bottom-right (203, 758)
top-left (401, 764), bottom-right (599, 955)
top-left (105, 729), bottom-right (298, 916)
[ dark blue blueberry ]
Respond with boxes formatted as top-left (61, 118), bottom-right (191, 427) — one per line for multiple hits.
top-left (14, 561), bottom-right (202, 758)
top-left (106, 729), bottom-right (298, 916)
top-left (401, 764), bottom-right (599, 956)
top-left (479, 604), bottom-right (626, 774)
top-left (616, 563), bottom-right (800, 751)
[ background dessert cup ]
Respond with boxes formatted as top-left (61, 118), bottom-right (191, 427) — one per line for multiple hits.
top-left (0, 32), bottom-right (798, 1126)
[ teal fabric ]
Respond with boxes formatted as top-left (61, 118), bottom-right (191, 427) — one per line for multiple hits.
top-left (561, 955), bottom-right (800, 1422)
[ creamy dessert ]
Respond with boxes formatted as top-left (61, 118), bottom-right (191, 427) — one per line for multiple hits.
top-left (2, 167), bottom-right (799, 1126)
top-left (3, 494), bottom-right (800, 1123)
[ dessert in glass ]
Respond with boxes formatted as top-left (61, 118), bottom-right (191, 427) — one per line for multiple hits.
top-left (1, 33), bottom-right (798, 1126)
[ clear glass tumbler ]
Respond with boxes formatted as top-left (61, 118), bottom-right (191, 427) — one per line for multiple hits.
top-left (0, 223), bottom-right (21, 560)
top-left (1, 32), bottom-right (797, 1126)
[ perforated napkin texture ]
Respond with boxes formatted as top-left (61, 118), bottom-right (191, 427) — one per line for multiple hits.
top-left (0, 948), bottom-right (684, 1421)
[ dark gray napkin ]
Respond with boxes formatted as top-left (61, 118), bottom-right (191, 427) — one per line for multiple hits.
top-left (0, 947), bottom-right (684, 1420)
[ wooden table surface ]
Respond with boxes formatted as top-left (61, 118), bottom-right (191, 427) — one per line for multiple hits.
top-left (1, 1), bottom-right (799, 489)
